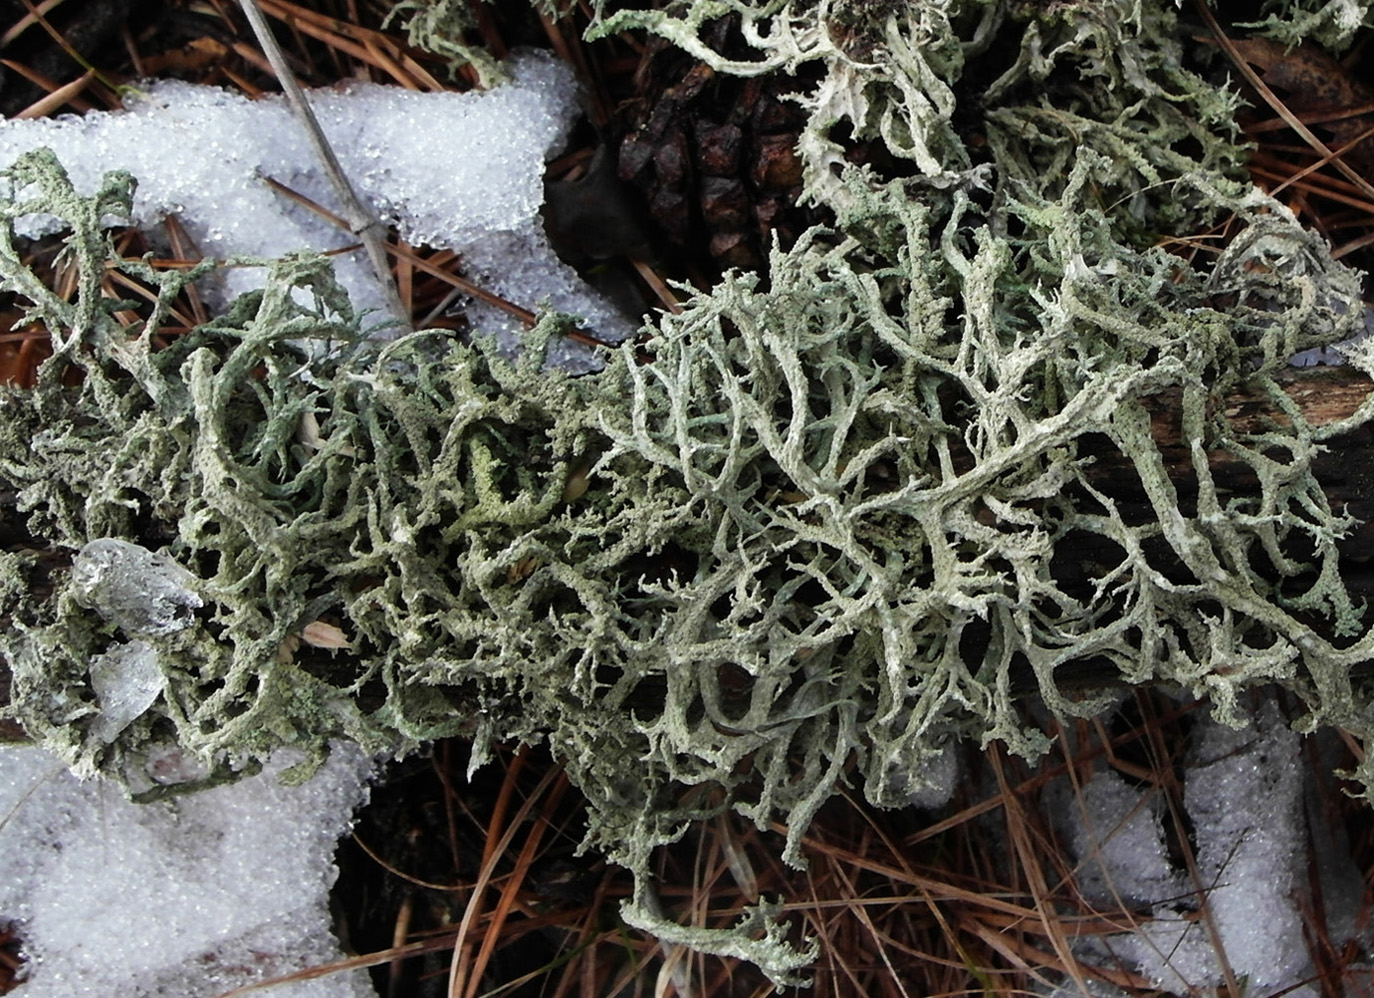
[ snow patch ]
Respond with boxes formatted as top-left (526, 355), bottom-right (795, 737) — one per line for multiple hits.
top-left (0, 742), bottom-right (375, 997)
top-left (0, 51), bottom-right (636, 369)
top-left (1064, 698), bottom-right (1318, 996)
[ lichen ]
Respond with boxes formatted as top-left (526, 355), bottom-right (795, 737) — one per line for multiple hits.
top-left (384, 0), bottom-right (507, 88)
top-left (2, 0), bottom-right (1374, 986)
top-left (1239, 0), bottom-right (1374, 50)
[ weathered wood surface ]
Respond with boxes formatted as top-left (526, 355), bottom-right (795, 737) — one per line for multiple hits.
top-left (1019, 363), bottom-right (1374, 692)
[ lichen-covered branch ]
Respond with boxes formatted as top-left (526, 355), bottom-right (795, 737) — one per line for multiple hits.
top-left (3, 0), bottom-right (1374, 985)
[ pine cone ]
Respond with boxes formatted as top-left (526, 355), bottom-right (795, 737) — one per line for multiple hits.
top-left (616, 20), bottom-right (817, 272)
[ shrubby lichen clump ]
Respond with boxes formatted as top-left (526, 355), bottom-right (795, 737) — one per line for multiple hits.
top-left (3, 0), bottom-right (1374, 982)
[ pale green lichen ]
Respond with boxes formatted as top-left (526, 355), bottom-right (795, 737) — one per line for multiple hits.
top-left (589, 0), bottom-right (1252, 226)
top-left (384, 0), bottom-right (507, 88)
top-left (3, 0), bottom-right (1374, 987)
top-left (1240, 0), bottom-right (1374, 50)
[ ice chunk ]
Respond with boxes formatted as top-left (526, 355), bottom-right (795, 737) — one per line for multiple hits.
top-left (142, 742), bottom-right (212, 788)
top-left (0, 741), bottom-right (375, 997)
top-left (1289, 303), bottom-right (1374, 366)
top-left (1041, 984), bottom-right (1131, 998)
top-left (86, 639), bottom-right (163, 744)
top-left (1173, 700), bottom-right (1309, 991)
top-left (0, 51), bottom-right (637, 369)
top-left (70, 538), bottom-right (202, 636)
top-left (905, 738), bottom-right (959, 810)
top-left (874, 734), bottom-right (959, 810)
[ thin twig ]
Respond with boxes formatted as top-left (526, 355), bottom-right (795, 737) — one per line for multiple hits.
top-left (234, 0), bottom-right (410, 331)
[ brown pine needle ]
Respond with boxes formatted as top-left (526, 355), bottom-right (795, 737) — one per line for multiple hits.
top-left (350, 831), bottom-right (480, 893)
top-left (1266, 122), bottom-right (1374, 200)
top-left (632, 258), bottom-right (683, 314)
top-left (0, 58), bottom-right (94, 112)
top-left (13, 66), bottom-right (92, 118)
top-left (1334, 229), bottom-right (1374, 260)
top-left (397, 50), bottom-right (446, 92)
top-left (226, 39), bottom-right (279, 83)
top-left (162, 216), bottom-right (209, 326)
top-left (101, 269), bottom-right (198, 330)
top-left (0, 0), bottom-right (66, 47)
top-left (447, 763), bottom-right (561, 998)
top-left (259, 173), bottom-right (611, 341)
top-left (462, 773), bottom-right (569, 998)
top-left (1245, 99), bottom-right (1374, 134)
top-left (209, 936), bottom-right (463, 998)
top-left (361, 35), bottom-right (421, 89)
top-left (257, 0), bottom-right (434, 86)
top-left (1248, 161), bottom-right (1374, 216)
top-left (1198, 0), bottom-right (1374, 207)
